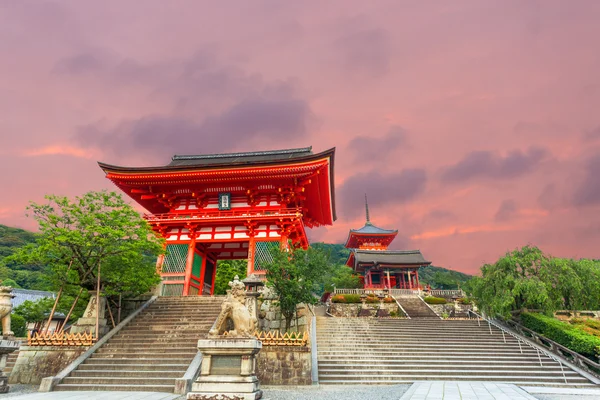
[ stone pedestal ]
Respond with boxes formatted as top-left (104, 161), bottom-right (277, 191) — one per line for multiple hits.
top-left (70, 293), bottom-right (108, 337)
top-left (187, 338), bottom-right (262, 400)
top-left (0, 338), bottom-right (20, 393)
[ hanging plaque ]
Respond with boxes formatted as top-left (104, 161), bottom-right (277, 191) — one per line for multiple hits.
top-left (218, 192), bottom-right (231, 210)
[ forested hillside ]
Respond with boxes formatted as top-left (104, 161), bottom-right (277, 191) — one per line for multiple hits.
top-left (311, 242), bottom-right (472, 290)
top-left (0, 224), bottom-right (52, 290)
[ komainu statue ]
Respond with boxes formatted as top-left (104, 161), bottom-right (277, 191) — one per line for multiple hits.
top-left (209, 275), bottom-right (257, 338)
top-left (0, 286), bottom-right (15, 337)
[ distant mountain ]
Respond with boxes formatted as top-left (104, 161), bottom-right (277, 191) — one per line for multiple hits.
top-left (311, 242), bottom-right (472, 290)
top-left (0, 224), bottom-right (37, 257)
top-left (0, 224), bottom-right (53, 291)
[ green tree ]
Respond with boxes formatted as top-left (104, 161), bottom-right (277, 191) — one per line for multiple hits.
top-left (214, 260), bottom-right (247, 295)
top-left (322, 264), bottom-right (361, 292)
top-left (5, 191), bottom-right (163, 297)
top-left (9, 314), bottom-right (27, 337)
top-left (263, 247), bottom-right (328, 331)
top-left (13, 298), bottom-right (55, 327)
top-left (470, 246), bottom-right (552, 318)
top-left (1, 278), bottom-right (20, 288)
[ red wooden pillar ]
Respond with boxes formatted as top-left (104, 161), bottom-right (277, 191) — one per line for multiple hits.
top-left (210, 261), bottom-right (217, 295)
top-left (280, 231), bottom-right (289, 251)
top-left (155, 242), bottom-right (167, 275)
top-left (198, 255), bottom-right (207, 296)
top-left (415, 269), bottom-right (420, 289)
top-left (183, 235), bottom-right (196, 296)
top-left (247, 235), bottom-right (256, 276)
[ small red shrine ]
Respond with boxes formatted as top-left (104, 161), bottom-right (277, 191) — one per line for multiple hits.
top-left (345, 198), bottom-right (430, 289)
top-left (99, 147), bottom-right (336, 296)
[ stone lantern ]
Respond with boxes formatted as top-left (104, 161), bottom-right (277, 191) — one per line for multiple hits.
top-left (243, 274), bottom-right (264, 322)
top-left (358, 294), bottom-right (371, 317)
top-left (376, 293), bottom-right (389, 318)
top-left (0, 286), bottom-right (19, 393)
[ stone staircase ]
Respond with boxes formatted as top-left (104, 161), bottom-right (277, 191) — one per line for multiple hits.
top-left (316, 317), bottom-right (596, 387)
top-left (3, 349), bottom-right (19, 376)
top-left (54, 296), bottom-right (223, 392)
top-left (395, 296), bottom-right (439, 318)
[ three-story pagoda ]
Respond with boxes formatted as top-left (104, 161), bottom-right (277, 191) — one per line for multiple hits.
top-left (345, 198), bottom-right (430, 289)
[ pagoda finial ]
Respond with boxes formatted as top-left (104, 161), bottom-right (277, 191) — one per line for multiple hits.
top-left (365, 193), bottom-right (371, 225)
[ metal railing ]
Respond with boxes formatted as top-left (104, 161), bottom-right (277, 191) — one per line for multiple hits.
top-left (504, 318), bottom-right (600, 380)
top-left (333, 288), bottom-right (422, 296)
top-left (428, 289), bottom-right (466, 297)
top-left (144, 208), bottom-right (302, 223)
top-left (467, 310), bottom-right (599, 385)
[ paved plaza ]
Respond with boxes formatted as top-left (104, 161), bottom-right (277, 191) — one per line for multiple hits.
top-left (4, 383), bottom-right (600, 400)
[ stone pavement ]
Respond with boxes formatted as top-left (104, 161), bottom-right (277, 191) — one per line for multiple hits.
top-left (4, 392), bottom-right (181, 400)
top-left (400, 381), bottom-right (537, 400)
top-left (5, 383), bottom-right (600, 400)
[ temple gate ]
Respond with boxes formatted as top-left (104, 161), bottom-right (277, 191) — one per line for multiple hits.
top-left (99, 147), bottom-right (336, 296)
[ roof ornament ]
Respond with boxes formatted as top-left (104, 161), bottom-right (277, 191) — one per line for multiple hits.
top-left (365, 193), bottom-right (372, 225)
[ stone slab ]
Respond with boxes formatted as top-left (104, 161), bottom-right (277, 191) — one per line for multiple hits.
top-left (400, 381), bottom-right (538, 400)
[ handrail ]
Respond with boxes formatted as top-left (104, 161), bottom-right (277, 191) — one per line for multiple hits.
top-left (418, 295), bottom-right (442, 319)
top-left (392, 296), bottom-right (410, 320)
top-left (504, 317), bottom-right (600, 380)
top-left (429, 289), bottom-right (466, 297)
top-left (468, 310), bottom-right (600, 385)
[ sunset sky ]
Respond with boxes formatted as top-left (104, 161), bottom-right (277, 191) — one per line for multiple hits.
top-left (1, 1), bottom-right (600, 275)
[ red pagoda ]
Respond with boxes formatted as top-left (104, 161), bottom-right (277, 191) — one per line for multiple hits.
top-left (99, 147), bottom-right (336, 296)
top-left (345, 198), bottom-right (430, 289)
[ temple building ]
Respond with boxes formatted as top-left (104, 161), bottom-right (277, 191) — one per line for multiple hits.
top-left (345, 198), bottom-right (430, 289)
top-left (99, 147), bottom-right (336, 296)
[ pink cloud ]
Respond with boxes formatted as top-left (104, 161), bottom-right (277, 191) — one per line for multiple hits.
top-left (1, 1), bottom-right (600, 275)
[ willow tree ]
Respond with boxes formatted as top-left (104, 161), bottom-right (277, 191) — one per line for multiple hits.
top-left (470, 246), bottom-right (551, 318)
top-left (7, 191), bottom-right (163, 299)
top-left (470, 245), bottom-right (600, 318)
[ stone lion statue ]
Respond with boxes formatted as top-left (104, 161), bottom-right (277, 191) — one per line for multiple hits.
top-left (209, 276), bottom-right (257, 338)
top-left (0, 286), bottom-right (15, 337)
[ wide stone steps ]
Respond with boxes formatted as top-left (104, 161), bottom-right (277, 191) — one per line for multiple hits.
top-left (62, 376), bottom-right (177, 385)
top-left (83, 358), bottom-right (189, 365)
top-left (316, 317), bottom-right (595, 387)
top-left (71, 370), bottom-right (183, 378)
top-left (54, 384), bottom-right (174, 392)
top-left (77, 362), bottom-right (189, 370)
top-left (54, 296), bottom-right (222, 393)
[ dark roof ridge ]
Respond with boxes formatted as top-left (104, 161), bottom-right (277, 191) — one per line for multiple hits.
top-left (355, 249), bottom-right (423, 254)
top-left (172, 147), bottom-right (312, 161)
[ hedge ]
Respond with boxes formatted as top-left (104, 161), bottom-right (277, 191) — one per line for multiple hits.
top-left (424, 296), bottom-right (447, 305)
top-left (331, 294), bottom-right (395, 304)
top-left (331, 294), bottom-right (361, 303)
top-left (521, 312), bottom-right (600, 360)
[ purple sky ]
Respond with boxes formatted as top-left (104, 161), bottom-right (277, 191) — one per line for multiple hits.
top-left (1, 1), bottom-right (600, 274)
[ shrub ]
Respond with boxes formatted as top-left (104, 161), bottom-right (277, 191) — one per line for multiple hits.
top-left (424, 296), bottom-right (447, 305)
top-left (331, 294), bottom-right (361, 303)
top-left (7, 313), bottom-right (27, 337)
top-left (521, 312), bottom-right (600, 360)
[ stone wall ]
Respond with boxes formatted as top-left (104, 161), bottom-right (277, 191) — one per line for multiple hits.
top-left (429, 303), bottom-right (472, 318)
top-left (9, 346), bottom-right (89, 385)
top-left (258, 296), bottom-right (309, 332)
top-left (256, 346), bottom-right (312, 385)
top-left (329, 302), bottom-right (402, 318)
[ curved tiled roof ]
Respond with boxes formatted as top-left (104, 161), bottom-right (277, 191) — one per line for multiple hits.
top-left (352, 249), bottom-right (430, 265)
top-left (349, 222), bottom-right (398, 235)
